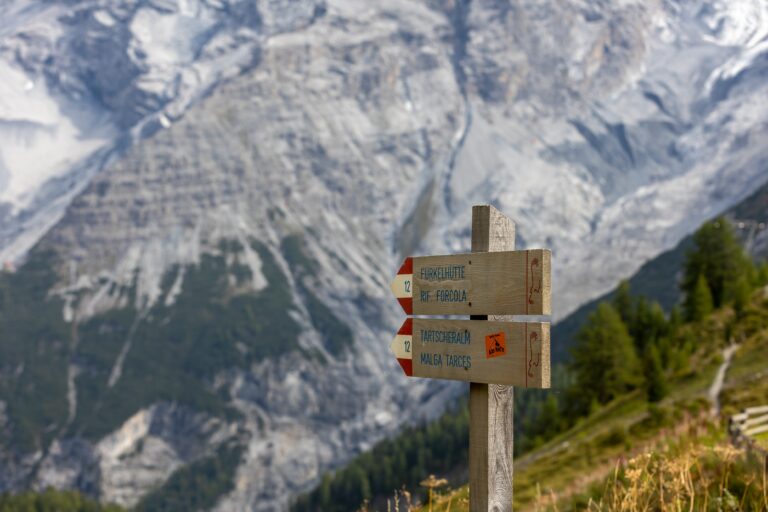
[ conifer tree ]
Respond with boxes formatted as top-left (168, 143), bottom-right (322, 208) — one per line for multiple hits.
top-left (644, 342), bottom-right (668, 402)
top-left (631, 296), bottom-right (648, 344)
top-left (613, 280), bottom-right (633, 326)
top-left (535, 394), bottom-right (562, 438)
top-left (758, 262), bottom-right (768, 287)
top-left (686, 274), bottom-right (714, 322)
top-left (732, 275), bottom-right (751, 318)
top-left (570, 303), bottom-right (643, 409)
top-left (656, 336), bottom-right (672, 370)
top-left (319, 474), bottom-right (332, 510)
top-left (682, 217), bottom-right (752, 308)
top-left (668, 305), bottom-right (682, 335)
top-left (630, 298), bottom-right (668, 352)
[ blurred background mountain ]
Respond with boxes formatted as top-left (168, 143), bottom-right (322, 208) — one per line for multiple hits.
top-left (1, 0), bottom-right (767, 510)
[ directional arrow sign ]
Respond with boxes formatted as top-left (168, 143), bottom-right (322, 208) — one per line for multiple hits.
top-left (391, 318), bottom-right (550, 388)
top-left (391, 249), bottom-right (551, 316)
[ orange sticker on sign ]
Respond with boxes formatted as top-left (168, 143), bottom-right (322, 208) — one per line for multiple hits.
top-left (485, 332), bottom-right (506, 359)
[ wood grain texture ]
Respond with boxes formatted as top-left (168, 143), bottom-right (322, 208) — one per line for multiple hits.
top-left (469, 205), bottom-right (515, 512)
top-left (409, 249), bottom-right (551, 316)
top-left (409, 319), bottom-right (550, 387)
top-left (471, 205), bottom-right (515, 253)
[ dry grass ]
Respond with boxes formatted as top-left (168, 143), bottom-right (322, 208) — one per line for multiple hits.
top-left (754, 432), bottom-right (768, 451)
top-left (407, 421), bottom-right (767, 512)
top-left (543, 437), bottom-right (768, 511)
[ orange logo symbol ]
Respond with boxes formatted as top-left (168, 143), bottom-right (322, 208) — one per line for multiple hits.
top-left (485, 332), bottom-right (506, 359)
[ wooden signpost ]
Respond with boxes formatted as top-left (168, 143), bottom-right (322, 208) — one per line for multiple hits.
top-left (390, 318), bottom-right (550, 388)
top-left (389, 205), bottom-right (552, 512)
top-left (390, 249), bottom-right (551, 316)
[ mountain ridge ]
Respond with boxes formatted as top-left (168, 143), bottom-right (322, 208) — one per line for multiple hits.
top-left (553, 178), bottom-right (768, 363)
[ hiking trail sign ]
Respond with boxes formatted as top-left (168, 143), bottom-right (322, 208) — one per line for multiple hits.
top-left (390, 249), bottom-right (551, 316)
top-left (390, 318), bottom-right (550, 387)
top-left (389, 205), bottom-right (552, 512)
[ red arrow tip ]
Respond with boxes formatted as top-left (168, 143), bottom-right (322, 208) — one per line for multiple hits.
top-left (397, 317), bottom-right (413, 336)
top-left (396, 358), bottom-right (413, 376)
top-left (398, 257), bottom-right (413, 275)
top-left (397, 297), bottom-right (413, 315)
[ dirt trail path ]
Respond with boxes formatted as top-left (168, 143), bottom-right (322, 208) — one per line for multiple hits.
top-left (709, 344), bottom-right (739, 417)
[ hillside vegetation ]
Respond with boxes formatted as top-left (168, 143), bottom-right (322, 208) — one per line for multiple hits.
top-left (416, 219), bottom-right (768, 511)
top-left (0, 236), bottom-right (353, 507)
top-left (0, 489), bottom-right (123, 511)
top-left (0, 239), bottom-right (305, 450)
top-left (553, 178), bottom-right (768, 363)
top-left (295, 217), bottom-right (768, 511)
top-left (1, 218), bottom-right (766, 510)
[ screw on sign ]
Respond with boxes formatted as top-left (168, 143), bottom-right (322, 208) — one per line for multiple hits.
top-left (389, 205), bottom-right (552, 511)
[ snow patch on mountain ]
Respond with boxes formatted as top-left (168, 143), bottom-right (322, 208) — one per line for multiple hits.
top-left (697, 0), bottom-right (768, 47)
top-left (0, 0), bottom-right (323, 265)
top-left (0, 61), bottom-right (115, 213)
top-left (434, 0), bottom-right (768, 318)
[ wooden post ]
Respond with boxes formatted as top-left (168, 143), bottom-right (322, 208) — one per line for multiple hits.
top-left (469, 205), bottom-right (515, 512)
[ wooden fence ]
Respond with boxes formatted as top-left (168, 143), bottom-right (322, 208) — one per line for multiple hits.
top-left (729, 405), bottom-right (768, 456)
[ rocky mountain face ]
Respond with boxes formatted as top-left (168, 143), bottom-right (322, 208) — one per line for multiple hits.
top-left (1, 0), bottom-right (768, 510)
top-left (553, 178), bottom-right (768, 364)
top-left (0, 0), bottom-right (322, 264)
